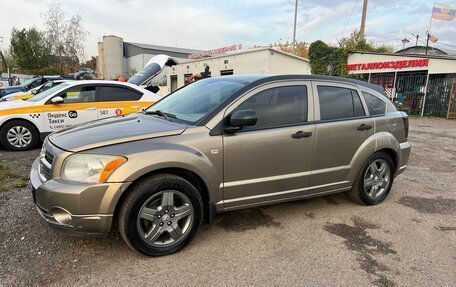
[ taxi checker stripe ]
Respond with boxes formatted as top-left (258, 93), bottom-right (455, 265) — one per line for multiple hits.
top-left (0, 101), bottom-right (155, 117)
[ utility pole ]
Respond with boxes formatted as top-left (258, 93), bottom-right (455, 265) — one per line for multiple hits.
top-left (415, 34), bottom-right (419, 46)
top-left (360, 0), bottom-right (368, 39)
top-left (291, 0), bottom-right (298, 54)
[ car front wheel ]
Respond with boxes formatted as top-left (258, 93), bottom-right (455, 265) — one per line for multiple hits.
top-left (119, 174), bottom-right (203, 256)
top-left (0, 120), bottom-right (39, 151)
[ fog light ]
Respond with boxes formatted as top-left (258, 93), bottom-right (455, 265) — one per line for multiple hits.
top-left (51, 207), bottom-right (72, 225)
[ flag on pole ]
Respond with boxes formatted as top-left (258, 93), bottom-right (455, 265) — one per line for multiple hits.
top-left (401, 38), bottom-right (410, 44)
top-left (428, 34), bottom-right (438, 43)
top-left (432, 3), bottom-right (456, 21)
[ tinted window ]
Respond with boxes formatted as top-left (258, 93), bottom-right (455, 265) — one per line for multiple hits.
top-left (352, 90), bottom-right (365, 117)
top-left (318, 86), bottom-right (365, 121)
top-left (363, 92), bottom-right (386, 116)
top-left (101, 86), bottom-right (142, 102)
top-left (59, 86), bottom-right (97, 103)
top-left (235, 86), bottom-right (308, 130)
top-left (147, 78), bottom-right (246, 124)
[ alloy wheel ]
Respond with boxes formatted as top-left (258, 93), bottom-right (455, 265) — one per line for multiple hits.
top-left (363, 159), bottom-right (391, 198)
top-left (136, 190), bottom-right (194, 247)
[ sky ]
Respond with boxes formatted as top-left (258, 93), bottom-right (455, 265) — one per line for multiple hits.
top-left (0, 0), bottom-right (455, 60)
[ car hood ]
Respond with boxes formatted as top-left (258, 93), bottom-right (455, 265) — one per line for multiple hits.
top-left (127, 54), bottom-right (178, 86)
top-left (48, 113), bottom-right (187, 152)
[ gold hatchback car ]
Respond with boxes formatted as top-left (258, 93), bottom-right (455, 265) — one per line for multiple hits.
top-left (30, 75), bottom-right (411, 256)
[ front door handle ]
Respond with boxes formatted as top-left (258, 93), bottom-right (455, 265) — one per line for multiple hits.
top-left (85, 107), bottom-right (97, 111)
top-left (357, 124), bottom-right (372, 131)
top-left (292, 131), bottom-right (312, 139)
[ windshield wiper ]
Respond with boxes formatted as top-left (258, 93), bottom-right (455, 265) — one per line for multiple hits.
top-left (144, 109), bottom-right (177, 121)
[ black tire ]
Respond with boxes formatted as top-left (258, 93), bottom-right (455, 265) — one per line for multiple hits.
top-left (0, 120), bottom-right (39, 151)
top-left (347, 151), bottom-right (395, 205)
top-left (119, 173), bottom-right (204, 256)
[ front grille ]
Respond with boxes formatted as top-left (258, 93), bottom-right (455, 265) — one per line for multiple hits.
top-left (39, 147), bottom-right (54, 181)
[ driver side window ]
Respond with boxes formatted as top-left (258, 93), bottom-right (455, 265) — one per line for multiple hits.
top-left (59, 86), bottom-right (97, 103)
top-left (235, 85), bottom-right (308, 130)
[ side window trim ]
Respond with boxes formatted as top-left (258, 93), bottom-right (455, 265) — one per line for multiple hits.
top-left (100, 85), bottom-right (144, 102)
top-left (208, 81), bottom-right (314, 135)
top-left (312, 81), bottom-right (369, 121)
top-left (225, 81), bottom-right (313, 131)
top-left (45, 84), bottom-right (99, 105)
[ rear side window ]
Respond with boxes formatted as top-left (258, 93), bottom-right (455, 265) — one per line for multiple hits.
top-left (101, 86), bottom-right (143, 102)
top-left (235, 85), bottom-right (308, 130)
top-left (318, 86), bottom-right (365, 121)
top-left (362, 92), bottom-right (386, 116)
top-left (60, 86), bottom-right (97, 103)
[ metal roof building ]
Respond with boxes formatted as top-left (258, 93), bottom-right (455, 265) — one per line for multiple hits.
top-left (97, 35), bottom-right (201, 81)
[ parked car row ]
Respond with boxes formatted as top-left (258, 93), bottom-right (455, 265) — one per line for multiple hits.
top-left (0, 55), bottom-right (176, 151)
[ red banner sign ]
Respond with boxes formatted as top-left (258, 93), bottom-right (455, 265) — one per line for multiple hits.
top-left (347, 58), bottom-right (429, 71)
top-left (189, 44), bottom-right (242, 59)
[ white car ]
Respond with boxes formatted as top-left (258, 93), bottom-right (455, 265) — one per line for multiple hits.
top-left (0, 54), bottom-right (178, 151)
top-left (0, 80), bottom-right (161, 151)
top-left (0, 80), bottom-right (72, 102)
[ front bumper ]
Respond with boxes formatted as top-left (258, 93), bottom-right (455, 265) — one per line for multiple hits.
top-left (396, 141), bottom-right (411, 176)
top-left (30, 158), bottom-right (131, 236)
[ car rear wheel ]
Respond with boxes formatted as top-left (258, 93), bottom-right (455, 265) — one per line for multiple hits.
top-left (347, 151), bottom-right (395, 205)
top-left (0, 120), bottom-right (39, 151)
top-left (119, 173), bottom-right (203, 256)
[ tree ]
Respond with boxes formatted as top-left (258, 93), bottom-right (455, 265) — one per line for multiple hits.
top-left (275, 41), bottom-right (309, 59)
top-left (309, 30), bottom-right (394, 77)
top-left (9, 27), bottom-right (51, 71)
top-left (82, 56), bottom-right (97, 71)
top-left (43, 1), bottom-right (88, 72)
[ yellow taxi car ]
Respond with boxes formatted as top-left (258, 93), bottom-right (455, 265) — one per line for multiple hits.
top-left (0, 80), bottom-right (162, 150)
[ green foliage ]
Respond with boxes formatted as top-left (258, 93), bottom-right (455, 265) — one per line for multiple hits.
top-left (82, 56), bottom-right (97, 71)
top-left (309, 30), bottom-right (394, 77)
top-left (9, 27), bottom-right (51, 72)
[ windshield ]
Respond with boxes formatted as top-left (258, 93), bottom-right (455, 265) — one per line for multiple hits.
top-left (146, 78), bottom-right (246, 124)
top-left (20, 78), bottom-right (38, 87)
top-left (27, 83), bottom-right (70, 102)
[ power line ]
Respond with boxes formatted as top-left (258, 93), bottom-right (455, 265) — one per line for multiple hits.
top-left (342, 0), bottom-right (359, 37)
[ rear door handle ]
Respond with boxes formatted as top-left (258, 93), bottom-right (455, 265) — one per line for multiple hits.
top-left (292, 131), bottom-right (312, 139)
top-left (131, 105), bottom-right (141, 109)
top-left (357, 124), bottom-right (372, 131)
top-left (86, 107), bottom-right (97, 111)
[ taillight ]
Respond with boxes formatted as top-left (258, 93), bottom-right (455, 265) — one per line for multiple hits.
top-left (402, 114), bottom-right (409, 139)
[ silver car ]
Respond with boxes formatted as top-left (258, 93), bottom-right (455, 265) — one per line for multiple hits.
top-left (30, 75), bottom-right (411, 256)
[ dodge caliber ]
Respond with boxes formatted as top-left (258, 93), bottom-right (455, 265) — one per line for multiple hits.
top-left (30, 75), bottom-right (411, 256)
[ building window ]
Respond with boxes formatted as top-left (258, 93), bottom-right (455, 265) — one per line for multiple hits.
top-left (224, 60), bottom-right (229, 64)
top-left (220, 70), bottom-right (234, 76)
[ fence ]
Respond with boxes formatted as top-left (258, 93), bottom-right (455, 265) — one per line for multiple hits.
top-left (363, 72), bottom-right (456, 118)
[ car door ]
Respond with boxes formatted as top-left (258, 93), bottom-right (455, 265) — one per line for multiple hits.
top-left (44, 84), bottom-right (99, 132)
top-left (98, 85), bottom-right (144, 119)
top-left (309, 81), bottom-right (374, 191)
top-left (222, 82), bottom-right (316, 209)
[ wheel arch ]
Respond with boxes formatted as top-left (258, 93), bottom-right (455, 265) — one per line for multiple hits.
top-left (113, 167), bottom-right (215, 227)
top-left (347, 132), bottom-right (400, 183)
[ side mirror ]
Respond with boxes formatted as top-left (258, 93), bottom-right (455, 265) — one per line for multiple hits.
top-left (51, 96), bottom-right (64, 104)
top-left (30, 89), bottom-right (38, 95)
top-left (224, 109), bottom-right (257, 133)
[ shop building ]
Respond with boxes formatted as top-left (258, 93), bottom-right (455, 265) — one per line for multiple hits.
top-left (347, 50), bottom-right (456, 118)
top-left (167, 48), bottom-right (311, 92)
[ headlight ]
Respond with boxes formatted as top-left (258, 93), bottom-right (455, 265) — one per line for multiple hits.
top-left (61, 154), bottom-right (127, 183)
